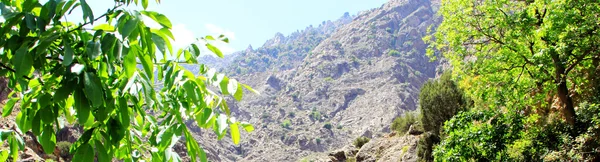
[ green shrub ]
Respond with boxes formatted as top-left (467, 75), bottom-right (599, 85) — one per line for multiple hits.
top-left (309, 109), bottom-right (322, 121)
top-left (388, 49), bottom-right (401, 57)
top-left (316, 138), bottom-right (322, 145)
top-left (420, 71), bottom-right (467, 134)
top-left (390, 111), bottom-right (419, 134)
top-left (288, 111), bottom-right (296, 118)
top-left (323, 122), bottom-right (333, 130)
top-left (324, 77), bottom-right (334, 82)
top-left (337, 124), bottom-right (343, 129)
top-left (281, 120), bottom-right (292, 129)
top-left (353, 136), bottom-right (370, 148)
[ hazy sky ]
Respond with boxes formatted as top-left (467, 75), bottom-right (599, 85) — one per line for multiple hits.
top-left (81, 0), bottom-right (388, 54)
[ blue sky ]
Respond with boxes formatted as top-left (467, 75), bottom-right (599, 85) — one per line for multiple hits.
top-left (83, 0), bottom-right (388, 54)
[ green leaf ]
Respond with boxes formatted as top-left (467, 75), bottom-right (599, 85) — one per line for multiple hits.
top-left (196, 108), bottom-right (212, 127)
top-left (227, 79), bottom-right (241, 101)
top-left (80, 0), bottom-right (94, 23)
top-left (119, 15), bottom-right (140, 39)
top-left (9, 136), bottom-right (18, 162)
top-left (93, 24), bottom-right (115, 32)
top-left (0, 150), bottom-right (8, 162)
top-left (0, 130), bottom-right (12, 141)
top-left (230, 122), bottom-right (240, 145)
top-left (12, 46), bottom-right (33, 78)
top-left (39, 125), bottom-right (56, 154)
top-left (86, 40), bottom-right (101, 59)
top-left (206, 43), bottom-right (223, 58)
top-left (2, 98), bottom-right (18, 117)
top-left (140, 11), bottom-right (172, 28)
top-left (242, 84), bottom-right (260, 95)
top-left (83, 72), bottom-right (104, 108)
top-left (63, 38), bottom-right (74, 66)
top-left (31, 113), bottom-right (41, 135)
top-left (215, 114), bottom-right (228, 138)
top-left (204, 36), bottom-right (215, 41)
top-left (39, 106), bottom-right (54, 124)
top-left (73, 90), bottom-right (91, 126)
top-left (95, 140), bottom-right (110, 162)
top-left (24, 14), bottom-right (36, 31)
top-left (72, 143), bottom-right (94, 162)
top-left (139, 53), bottom-right (154, 81)
top-left (234, 83), bottom-right (243, 101)
top-left (218, 74), bottom-right (230, 95)
top-left (151, 33), bottom-right (167, 55)
top-left (142, 0), bottom-right (148, 9)
top-left (191, 44), bottom-right (201, 57)
top-left (159, 28), bottom-right (175, 40)
top-left (124, 47), bottom-right (137, 78)
top-left (240, 122), bottom-right (254, 132)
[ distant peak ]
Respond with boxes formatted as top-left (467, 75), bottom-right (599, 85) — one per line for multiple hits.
top-left (246, 44), bottom-right (254, 52)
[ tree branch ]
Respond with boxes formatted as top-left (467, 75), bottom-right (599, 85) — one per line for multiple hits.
top-left (66, 4), bottom-right (123, 34)
top-left (0, 62), bottom-right (35, 81)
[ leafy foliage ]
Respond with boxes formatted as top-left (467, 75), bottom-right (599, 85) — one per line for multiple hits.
top-left (426, 0), bottom-right (600, 161)
top-left (387, 49), bottom-right (401, 57)
top-left (434, 102), bottom-right (600, 161)
top-left (352, 136), bottom-right (370, 149)
top-left (427, 0), bottom-right (600, 125)
top-left (0, 0), bottom-right (255, 161)
top-left (419, 72), bottom-right (466, 134)
top-left (281, 119), bottom-right (292, 129)
top-left (390, 111), bottom-right (419, 134)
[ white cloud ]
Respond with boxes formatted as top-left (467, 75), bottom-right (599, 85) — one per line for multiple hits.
top-left (171, 24), bottom-right (197, 50)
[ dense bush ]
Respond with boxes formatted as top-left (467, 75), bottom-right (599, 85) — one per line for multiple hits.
top-left (433, 103), bottom-right (600, 161)
top-left (309, 109), bottom-right (322, 121)
top-left (323, 122), bottom-right (333, 130)
top-left (281, 120), bottom-right (292, 129)
top-left (353, 136), bottom-right (371, 149)
top-left (419, 72), bottom-right (467, 135)
top-left (390, 111), bottom-right (420, 134)
top-left (387, 49), bottom-right (401, 57)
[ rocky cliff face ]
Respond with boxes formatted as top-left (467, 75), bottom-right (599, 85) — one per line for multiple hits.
top-left (184, 0), bottom-right (443, 161)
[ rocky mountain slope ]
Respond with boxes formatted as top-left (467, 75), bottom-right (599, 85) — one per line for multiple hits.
top-left (185, 0), bottom-right (444, 161)
top-left (0, 0), bottom-right (442, 161)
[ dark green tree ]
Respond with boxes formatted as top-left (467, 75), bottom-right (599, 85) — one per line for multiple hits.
top-left (419, 72), bottom-right (466, 135)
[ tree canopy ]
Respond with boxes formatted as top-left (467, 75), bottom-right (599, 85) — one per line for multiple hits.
top-left (427, 0), bottom-right (600, 125)
top-left (427, 0), bottom-right (600, 160)
top-left (0, 0), bottom-right (256, 161)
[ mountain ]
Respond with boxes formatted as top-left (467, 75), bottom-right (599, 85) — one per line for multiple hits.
top-left (184, 0), bottom-right (444, 161)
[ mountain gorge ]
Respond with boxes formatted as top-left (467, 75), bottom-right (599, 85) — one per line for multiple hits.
top-left (192, 0), bottom-right (443, 161)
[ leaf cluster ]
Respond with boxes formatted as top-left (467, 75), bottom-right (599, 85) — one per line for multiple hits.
top-left (0, 0), bottom-right (256, 161)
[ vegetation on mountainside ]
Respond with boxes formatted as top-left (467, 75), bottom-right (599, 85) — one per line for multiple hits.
top-left (390, 111), bottom-right (419, 134)
top-left (423, 0), bottom-right (600, 161)
top-left (419, 72), bottom-right (467, 135)
top-left (352, 136), bottom-right (370, 149)
top-left (0, 0), bottom-right (255, 161)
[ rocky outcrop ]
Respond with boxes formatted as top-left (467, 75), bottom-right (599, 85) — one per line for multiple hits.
top-left (328, 145), bottom-right (359, 162)
top-left (355, 134), bottom-right (420, 162)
